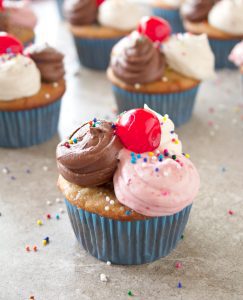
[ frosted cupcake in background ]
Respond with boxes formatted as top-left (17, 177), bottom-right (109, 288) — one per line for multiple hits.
top-left (63, 0), bottom-right (151, 70)
top-left (107, 17), bottom-right (215, 127)
top-left (181, 0), bottom-right (243, 69)
top-left (0, 34), bottom-right (65, 148)
top-left (57, 107), bottom-right (200, 265)
top-left (0, 0), bottom-right (36, 45)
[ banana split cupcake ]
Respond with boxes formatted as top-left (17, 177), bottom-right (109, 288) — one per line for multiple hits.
top-left (152, 0), bottom-right (184, 33)
top-left (57, 107), bottom-right (200, 265)
top-left (0, 0), bottom-right (36, 46)
top-left (63, 0), bottom-right (150, 70)
top-left (107, 17), bottom-right (215, 126)
top-left (181, 0), bottom-right (243, 69)
top-left (0, 37), bottom-right (65, 148)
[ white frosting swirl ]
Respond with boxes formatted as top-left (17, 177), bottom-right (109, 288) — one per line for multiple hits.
top-left (208, 0), bottom-right (243, 35)
top-left (98, 0), bottom-right (151, 31)
top-left (162, 33), bottom-right (216, 80)
top-left (0, 54), bottom-right (41, 101)
top-left (229, 41), bottom-right (243, 67)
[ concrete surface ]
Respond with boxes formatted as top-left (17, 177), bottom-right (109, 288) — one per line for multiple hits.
top-left (0, 1), bottom-right (243, 299)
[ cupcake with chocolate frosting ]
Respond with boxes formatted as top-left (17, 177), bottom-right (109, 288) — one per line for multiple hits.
top-left (57, 107), bottom-right (200, 264)
top-left (181, 0), bottom-right (243, 69)
top-left (0, 0), bottom-right (36, 46)
top-left (0, 37), bottom-right (66, 148)
top-left (107, 17), bottom-right (215, 126)
top-left (63, 0), bottom-right (151, 70)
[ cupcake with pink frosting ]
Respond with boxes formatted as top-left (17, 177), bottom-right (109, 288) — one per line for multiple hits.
top-left (57, 106), bottom-right (200, 264)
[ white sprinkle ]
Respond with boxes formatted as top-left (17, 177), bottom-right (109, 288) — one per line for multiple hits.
top-left (46, 200), bottom-right (52, 206)
top-left (59, 208), bottom-right (65, 214)
top-left (163, 171), bottom-right (169, 177)
top-left (110, 200), bottom-right (115, 205)
top-left (106, 261), bottom-right (111, 266)
top-left (134, 83), bottom-right (141, 89)
top-left (53, 82), bottom-right (59, 88)
top-left (43, 166), bottom-right (49, 171)
top-left (105, 196), bottom-right (110, 202)
top-left (100, 273), bottom-right (108, 282)
top-left (2, 167), bottom-right (9, 174)
top-left (151, 156), bottom-right (157, 161)
top-left (56, 197), bottom-right (61, 203)
top-left (119, 206), bottom-right (125, 211)
top-left (104, 206), bottom-right (110, 211)
top-left (142, 163), bottom-right (147, 168)
top-left (162, 76), bottom-right (168, 82)
top-left (45, 93), bottom-right (51, 99)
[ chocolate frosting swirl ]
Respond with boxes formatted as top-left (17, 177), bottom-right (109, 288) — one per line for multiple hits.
top-left (26, 44), bottom-right (65, 83)
top-left (63, 0), bottom-right (97, 26)
top-left (56, 120), bottom-right (123, 187)
top-left (110, 31), bottom-right (165, 85)
top-left (181, 0), bottom-right (219, 23)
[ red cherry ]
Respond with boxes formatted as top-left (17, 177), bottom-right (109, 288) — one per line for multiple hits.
top-left (96, 0), bottom-right (105, 6)
top-left (115, 108), bottom-right (161, 154)
top-left (0, 32), bottom-right (23, 55)
top-left (138, 16), bottom-right (171, 43)
top-left (0, 0), bottom-right (3, 11)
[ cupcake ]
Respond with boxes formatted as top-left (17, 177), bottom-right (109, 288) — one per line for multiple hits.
top-left (152, 0), bottom-right (184, 33)
top-left (57, 107), bottom-right (200, 265)
top-left (181, 0), bottom-right (243, 69)
top-left (0, 37), bottom-right (65, 148)
top-left (0, 0), bottom-right (36, 46)
top-left (229, 41), bottom-right (243, 86)
top-left (107, 17), bottom-right (215, 127)
top-left (63, 0), bottom-right (150, 70)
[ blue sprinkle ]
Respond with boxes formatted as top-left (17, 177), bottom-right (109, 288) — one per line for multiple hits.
top-left (130, 152), bottom-right (135, 157)
top-left (73, 138), bottom-right (78, 143)
top-left (137, 154), bottom-right (141, 159)
top-left (44, 237), bottom-right (49, 243)
top-left (131, 159), bottom-right (136, 164)
top-left (143, 158), bottom-right (148, 163)
top-left (125, 211), bottom-right (131, 216)
top-left (93, 118), bottom-right (97, 123)
top-left (155, 168), bottom-right (159, 172)
top-left (111, 124), bottom-right (116, 129)
top-left (170, 131), bottom-right (174, 134)
top-left (177, 282), bottom-right (182, 289)
top-left (56, 214), bottom-right (60, 220)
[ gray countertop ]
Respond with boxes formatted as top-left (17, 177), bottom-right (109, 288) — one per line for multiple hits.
top-left (0, 1), bottom-right (243, 299)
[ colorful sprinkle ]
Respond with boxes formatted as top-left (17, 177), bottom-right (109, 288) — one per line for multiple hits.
top-left (125, 210), bottom-right (131, 216)
top-left (56, 214), bottom-right (60, 220)
top-left (172, 155), bottom-right (176, 160)
top-left (177, 282), bottom-right (182, 289)
top-left (128, 290), bottom-right (134, 296)
top-left (37, 220), bottom-right (43, 226)
top-left (143, 158), bottom-right (148, 163)
top-left (228, 210), bottom-right (234, 215)
top-left (73, 138), bottom-right (78, 143)
top-left (100, 273), bottom-right (108, 282)
top-left (33, 245), bottom-right (38, 252)
top-left (26, 245), bottom-right (30, 252)
top-left (175, 262), bottom-right (182, 269)
top-left (46, 214), bottom-right (51, 219)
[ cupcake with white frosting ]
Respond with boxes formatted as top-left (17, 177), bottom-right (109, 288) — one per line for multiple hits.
top-left (63, 0), bottom-right (151, 70)
top-left (107, 17), bottom-right (215, 126)
top-left (0, 34), bottom-right (66, 148)
top-left (181, 0), bottom-right (243, 69)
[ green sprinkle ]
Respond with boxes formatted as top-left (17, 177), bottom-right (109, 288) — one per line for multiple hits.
top-left (172, 155), bottom-right (177, 160)
top-left (128, 290), bottom-right (133, 296)
top-left (181, 234), bottom-right (184, 240)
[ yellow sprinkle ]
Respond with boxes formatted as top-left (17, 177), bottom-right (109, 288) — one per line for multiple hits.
top-left (174, 140), bottom-right (179, 144)
top-left (185, 153), bottom-right (190, 158)
top-left (37, 220), bottom-right (43, 226)
top-left (148, 152), bottom-right (154, 157)
top-left (69, 139), bottom-right (73, 144)
top-left (42, 240), bottom-right (47, 246)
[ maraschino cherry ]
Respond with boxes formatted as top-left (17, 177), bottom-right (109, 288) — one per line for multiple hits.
top-left (0, 0), bottom-right (3, 11)
top-left (0, 33), bottom-right (23, 55)
top-left (96, 0), bottom-right (105, 6)
top-left (138, 16), bottom-right (171, 43)
top-left (115, 108), bottom-right (161, 154)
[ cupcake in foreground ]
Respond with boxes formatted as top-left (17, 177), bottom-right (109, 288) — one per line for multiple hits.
top-left (57, 107), bottom-right (200, 265)
top-left (0, 0), bottom-right (36, 46)
top-left (180, 0), bottom-right (243, 69)
top-left (63, 0), bottom-right (150, 70)
top-left (229, 41), bottom-right (243, 77)
top-left (0, 34), bottom-right (65, 148)
top-left (107, 16), bottom-right (215, 127)
top-left (152, 0), bottom-right (184, 33)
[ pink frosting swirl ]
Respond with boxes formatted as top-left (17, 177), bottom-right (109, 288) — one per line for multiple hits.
top-left (114, 149), bottom-right (200, 217)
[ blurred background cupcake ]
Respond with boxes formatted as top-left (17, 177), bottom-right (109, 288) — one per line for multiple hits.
top-left (57, 108), bottom-right (200, 264)
top-left (181, 0), bottom-right (243, 69)
top-left (107, 17), bottom-right (215, 127)
top-left (63, 0), bottom-right (150, 70)
top-left (0, 34), bottom-right (65, 148)
top-left (0, 0), bottom-right (37, 45)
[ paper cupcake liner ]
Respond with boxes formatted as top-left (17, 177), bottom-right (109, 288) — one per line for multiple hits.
top-left (152, 7), bottom-right (184, 33)
top-left (65, 199), bottom-right (192, 265)
top-left (56, 0), bottom-right (64, 19)
top-left (111, 85), bottom-right (199, 127)
top-left (209, 38), bottom-right (241, 69)
top-left (73, 36), bottom-right (123, 71)
top-left (0, 99), bottom-right (61, 148)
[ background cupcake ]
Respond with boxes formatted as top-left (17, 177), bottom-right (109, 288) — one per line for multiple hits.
top-left (181, 0), bottom-right (243, 69)
top-left (0, 37), bottom-right (65, 148)
top-left (57, 108), bottom-right (200, 265)
top-left (107, 17), bottom-right (215, 127)
top-left (63, 0), bottom-right (150, 70)
top-left (0, 0), bottom-right (36, 46)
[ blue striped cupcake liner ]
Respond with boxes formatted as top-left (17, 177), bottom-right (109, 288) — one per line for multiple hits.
top-left (56, 0), bottom-right (64, 20)
top-left (65, 199), bottom-right (192, 265)
top-left (209, 38), bottom-right (242, 69)
top-left (0, 99), bottom-right (61, 148)
top-left (73, 36), bottom-right (123, 71)
top-left (152, 7), bottom-right (184, 33)
top-left (111, 85), bottom-right (199, 127)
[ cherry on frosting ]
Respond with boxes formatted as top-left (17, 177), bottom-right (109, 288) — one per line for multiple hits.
top-left (0, 33), bottom-right (23, 55)
top-left (0, 0), bottom-right (3, 11)
top-left (115, 108), bottom-right (161, 154)
top-left (137, 16), bottom-right (171, 43)
top-left (96, 0), bottom-right (105, 6)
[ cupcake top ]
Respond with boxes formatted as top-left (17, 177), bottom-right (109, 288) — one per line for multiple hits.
top-left (208, 0), bottom-right (243, 35)
top-left (0, 53), bottom-right (41, 101)
top-left (57, 107), bottom-right (200, 217)
top-left (110, 31), bottom-right (165, 84)
top-left (56, 120), bottom-right (123, 187)
top-left (24, 44), bottom-right (65, 83)
top-left (63, 0), bottom-right (97, 25)
top-left (229, 40), bottom-right (243, 68)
